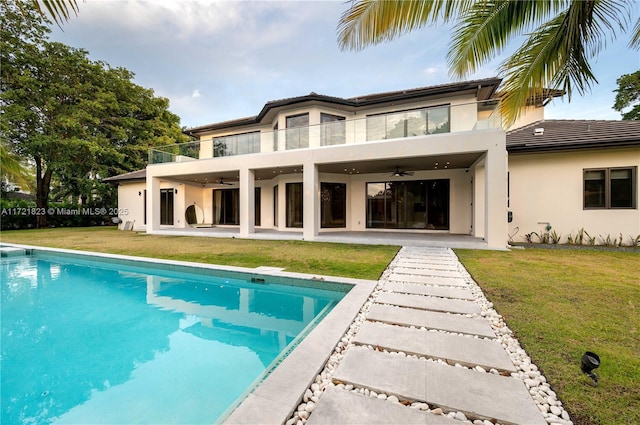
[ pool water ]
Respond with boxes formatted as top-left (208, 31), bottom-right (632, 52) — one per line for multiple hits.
top-left (1, 252), bottom-right (346, 424)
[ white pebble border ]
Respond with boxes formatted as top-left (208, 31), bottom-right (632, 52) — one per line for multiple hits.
top-left (285, 247), bottom-right (574, 425)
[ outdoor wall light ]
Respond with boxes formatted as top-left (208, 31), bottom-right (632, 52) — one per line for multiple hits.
top-left (174, 189), bottom-right (178, 194)
top-left (138, 191), bottom-right (141, 196)
top-left (581, 351), bottom-right (600, 386)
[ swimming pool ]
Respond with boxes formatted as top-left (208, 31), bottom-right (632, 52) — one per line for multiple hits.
top-left (1, 248), bottom-right (349, 424)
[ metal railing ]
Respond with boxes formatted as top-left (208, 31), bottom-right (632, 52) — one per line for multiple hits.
top-left (149, 100), bottom-right (501, 164)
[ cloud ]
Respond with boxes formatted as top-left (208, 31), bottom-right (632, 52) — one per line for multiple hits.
top-left (191, 89), bottom-right (201, 98)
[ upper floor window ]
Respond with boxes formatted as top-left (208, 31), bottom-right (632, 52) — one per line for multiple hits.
top-left (584, 167), bottom-right (636, 209)
top-left (213, 131), bottom-right (260, 157)
top-left (366, 105), bottom-right (450, 141)
top-left (286, 113), bottom-right (309, 149)
top-left (320, 113), bottom-right (346, 146)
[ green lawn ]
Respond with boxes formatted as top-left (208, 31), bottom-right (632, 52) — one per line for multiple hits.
top-left (2, 228), bottom-right (638, 424)
top-left (455, 248), bottom-right (640, 425)
top-left (0, 227), bottom-right (398, 280)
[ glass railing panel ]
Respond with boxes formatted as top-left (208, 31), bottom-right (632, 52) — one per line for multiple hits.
top-left (320, 120), bottom-right (346, 146)
top-left (427, 106), bottom-right (450, 134)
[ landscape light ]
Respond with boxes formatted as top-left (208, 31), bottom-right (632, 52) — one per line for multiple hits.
top-left (580, 351), bottom-right (600, 386)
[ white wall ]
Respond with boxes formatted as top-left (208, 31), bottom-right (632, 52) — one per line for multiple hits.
top-left (117, 182), bottom-right (146, 231)
top-left (508, 147), bottom-right (640, 244)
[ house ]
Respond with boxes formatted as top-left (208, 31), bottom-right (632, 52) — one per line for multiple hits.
top-left (105, 78), bottom-right (640, 248)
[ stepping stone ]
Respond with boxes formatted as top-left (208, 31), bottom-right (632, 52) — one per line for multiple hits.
top-left (307, 386), bottom-right (460, 425)
top-left (333, 347), bottom-right (546, 425)
top-left (354, 321), bottom-right (516, 372)
top-left (394, 267), bottom-right (464, 279)
top-left (396, 260), bottom-right (459, 271)
top-left (388, 273), bottom-right (467, 287)
top-left (367, 304), bottom-right (495, 338)
top-left (376, 292), bottom-right (481, 315)
top-left (385, 281), bottom-right (474, 300)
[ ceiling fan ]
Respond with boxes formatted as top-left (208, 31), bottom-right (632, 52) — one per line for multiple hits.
top-left (216, 178), bottom-right (234, 186)
top-left (391, 166), bottom-right (414, 177)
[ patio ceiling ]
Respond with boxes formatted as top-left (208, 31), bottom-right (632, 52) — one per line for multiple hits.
top-left (161, 152), bottom-right (483, 186)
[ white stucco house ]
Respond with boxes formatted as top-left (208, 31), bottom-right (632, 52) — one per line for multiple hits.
top-left (105, 78), bottom-right (640, 249)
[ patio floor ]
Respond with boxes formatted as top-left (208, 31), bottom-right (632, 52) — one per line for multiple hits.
top-left (148, 228), bottom-right (493, 250)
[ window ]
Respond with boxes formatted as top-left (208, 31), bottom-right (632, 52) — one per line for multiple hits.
top-left (160, 189), bottom-right (174, 225)
top-left (321, 183), bottom-right (346, 228)
top-left (255, 187), bottom-right (261, 226)
top-left (584, 167), bottom-right (636, 209)
top-left (286, 182), bottom-right (303, 228)
top-left (320, 113), bottom-right (346, 146)
top-left (286, 113), bottom-right (309, 149)
top-left (273, 185), bottom-right (279, 227)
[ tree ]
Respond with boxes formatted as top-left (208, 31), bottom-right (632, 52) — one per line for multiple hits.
top-left (613, 70), bottom-right (640, 120)
top-left (337, 0), bottom-right (640, 124)
top-left (1, 1), bottom-right (188, 226)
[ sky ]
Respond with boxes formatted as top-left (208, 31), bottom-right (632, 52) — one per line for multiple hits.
top-left (49, 0), bottom-right (640, 129)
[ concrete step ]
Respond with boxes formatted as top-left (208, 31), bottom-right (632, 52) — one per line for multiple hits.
top-left (394, 267), bottom-right (464, 279)
top-left (388, 273), bottom-right (467, 287)
top-left (367, 304), bottom-right (495, 338)
top-left (353, 321), bottom-right (516, 372)
top-left (396, 260), bottom-right (459, 271)
top-left (307, 385), bottom-right (460, 425)
top-left (385, 281), bottom-right (474, 300)
top-left (376, 291), bottom-right (481, 315)
top-left (333, 346), bottom-right (546, 425)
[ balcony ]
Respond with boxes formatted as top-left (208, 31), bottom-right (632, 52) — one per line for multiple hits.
top-left (149, 100), bottom-right (501, 164)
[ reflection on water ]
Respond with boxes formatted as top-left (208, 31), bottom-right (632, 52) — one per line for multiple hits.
top-left (1, 254), bottom-right (344, 424)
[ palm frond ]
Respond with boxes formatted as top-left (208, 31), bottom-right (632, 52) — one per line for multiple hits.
top-left (337, 0), bottom-right (473, 51)
top-left (629, 17), bottom-right (640, 49)
top-left (33, 0), bottom-right (79, 25)
top-left (448, 0), bottom-right (568, 78)
top-left (498, 0), bottom-right (631, 125)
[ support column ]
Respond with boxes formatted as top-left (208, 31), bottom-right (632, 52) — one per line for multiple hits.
top-left (146, 176), bottom-right (160, 234)
top-left (239, 168), bottom-right (255, 237)
top-left (303, 162), bottom-right (319, 241)
top-left (484, 143), bottom-right (508, 249)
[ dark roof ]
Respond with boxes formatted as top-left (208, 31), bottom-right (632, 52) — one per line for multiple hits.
top-left (507, 120), bottom-right (640, 153)
top-left (103, 169), bottom-right (146, 183)
top-left (185, 78), bottom-right (503, 136)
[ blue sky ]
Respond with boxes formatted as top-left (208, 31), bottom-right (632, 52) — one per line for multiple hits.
top-left (50, 0), bottom-right (640, 129)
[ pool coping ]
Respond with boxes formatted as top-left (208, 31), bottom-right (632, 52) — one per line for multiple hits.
top-left (1, 243), bottom-right (379, 425)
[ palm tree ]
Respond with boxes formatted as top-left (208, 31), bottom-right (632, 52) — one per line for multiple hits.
top-left (338, 0), bottom-right (640, 125)
top-left (1, 141), bottom-right (32, 191)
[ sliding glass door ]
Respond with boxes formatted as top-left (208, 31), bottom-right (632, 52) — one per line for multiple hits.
top-left (366, 180), bottom-right (449, 230)
top-left (213, 189), bottom-right (239, 225)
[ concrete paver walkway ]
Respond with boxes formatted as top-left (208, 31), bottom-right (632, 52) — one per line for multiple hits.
top-left (307, 246), bottom-right (548, 425)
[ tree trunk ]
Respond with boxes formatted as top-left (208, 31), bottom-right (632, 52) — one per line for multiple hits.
top-left (35, 158), bottom-right (52, 228)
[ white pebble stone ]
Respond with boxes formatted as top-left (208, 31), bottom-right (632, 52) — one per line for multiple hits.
top-left (345, 384), bottom-right (353, 391)
top-left (305, 402), bottom-right (315, 413)
top-left (475, 366), bottom-right (486, 373)
top-left (286, 418), bottom-right (296, 425)
top-left (550, 405), bottom-right (562, 416)
top-left (370, 391), bottom-right (377, 398)
top-left (298, 411), bottom-right (309, 420)
top-left (377, 393), bottom-right (387, 400)
top-left (387, 395), bottom-right (399, 403)
top-left (455, 411), bottom-right (467, 421)
top-left (311, 383), bottom-right (320, 392)
top-left (561, 410), bottom-right (570, 421)
top-left (430, 408), bottom-right (443, 415)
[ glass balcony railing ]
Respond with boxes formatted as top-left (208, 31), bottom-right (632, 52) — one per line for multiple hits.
top-left (150, 100), bottom-right (501, 164)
